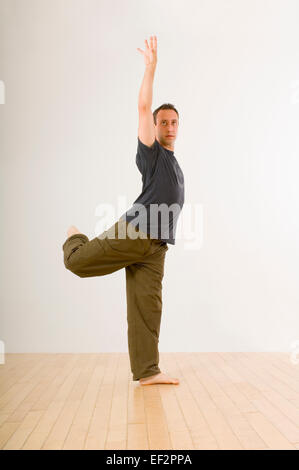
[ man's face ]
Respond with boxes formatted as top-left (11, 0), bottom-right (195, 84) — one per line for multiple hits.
top-left (155, 109), bottom-right (179, 150)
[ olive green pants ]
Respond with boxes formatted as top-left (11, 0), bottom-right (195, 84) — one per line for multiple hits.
top-left (62, 218), bottom-right (168, 381)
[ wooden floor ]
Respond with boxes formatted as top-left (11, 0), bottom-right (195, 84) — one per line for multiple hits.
top-left (0, 352), bottom-right (298, 450)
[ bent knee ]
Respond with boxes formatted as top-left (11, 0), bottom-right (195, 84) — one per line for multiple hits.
top-left (64, 250), bottom-right (84, 276)
top-left (64, 263), bottom-right (86, 278)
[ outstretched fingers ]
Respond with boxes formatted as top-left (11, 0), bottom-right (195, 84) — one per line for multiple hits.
top-left (145, 36), bottom-right (157, 52)
top-left (150, 35), bottom-right (157, 51)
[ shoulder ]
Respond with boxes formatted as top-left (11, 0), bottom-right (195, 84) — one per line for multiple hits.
top-left (137, 136), bottom-right (159, 152)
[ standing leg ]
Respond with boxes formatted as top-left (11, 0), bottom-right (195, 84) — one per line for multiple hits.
top-left (125, 241), bottom-right (168, 381)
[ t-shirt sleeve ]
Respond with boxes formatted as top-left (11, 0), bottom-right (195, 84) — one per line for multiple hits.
top-left (136, 137), bottom-right (158, 177)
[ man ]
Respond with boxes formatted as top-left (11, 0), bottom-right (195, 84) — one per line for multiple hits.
top-left (63, 36), bottom-right (184, 385)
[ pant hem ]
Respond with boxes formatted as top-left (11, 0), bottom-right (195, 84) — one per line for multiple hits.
top-left (62, 233), bottom-right (89, 250)
top-left (133, 369), bottom-right (161, 381)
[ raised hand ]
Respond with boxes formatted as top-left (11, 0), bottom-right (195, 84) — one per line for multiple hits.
top-left (137, 35), bottom-right (157, 67)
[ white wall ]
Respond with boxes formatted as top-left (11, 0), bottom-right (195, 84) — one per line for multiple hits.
top-left (0, 0), bottom-right (298, 353)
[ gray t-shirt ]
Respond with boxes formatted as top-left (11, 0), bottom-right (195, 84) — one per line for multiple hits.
top-left (120, 137), bottom-right (185, 245)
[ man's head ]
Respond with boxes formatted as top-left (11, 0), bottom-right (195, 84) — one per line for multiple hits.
top-left (153, 103), bottom-right (179, 151)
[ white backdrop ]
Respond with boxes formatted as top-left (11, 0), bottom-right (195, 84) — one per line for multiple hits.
top-left (0, 0), bottom-right (298, 353)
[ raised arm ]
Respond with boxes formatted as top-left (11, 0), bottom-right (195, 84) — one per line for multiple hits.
top-left (137, 36), bottom-right (157, 148)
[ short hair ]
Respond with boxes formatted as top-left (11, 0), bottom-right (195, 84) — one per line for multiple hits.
top-left (153, 103), bottom-right (179, 125)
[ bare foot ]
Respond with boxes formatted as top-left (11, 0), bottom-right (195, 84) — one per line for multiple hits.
top-left (67, 225), bottom-right (81, 238)
top-left (139, 372), bottom-right (179, 385)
